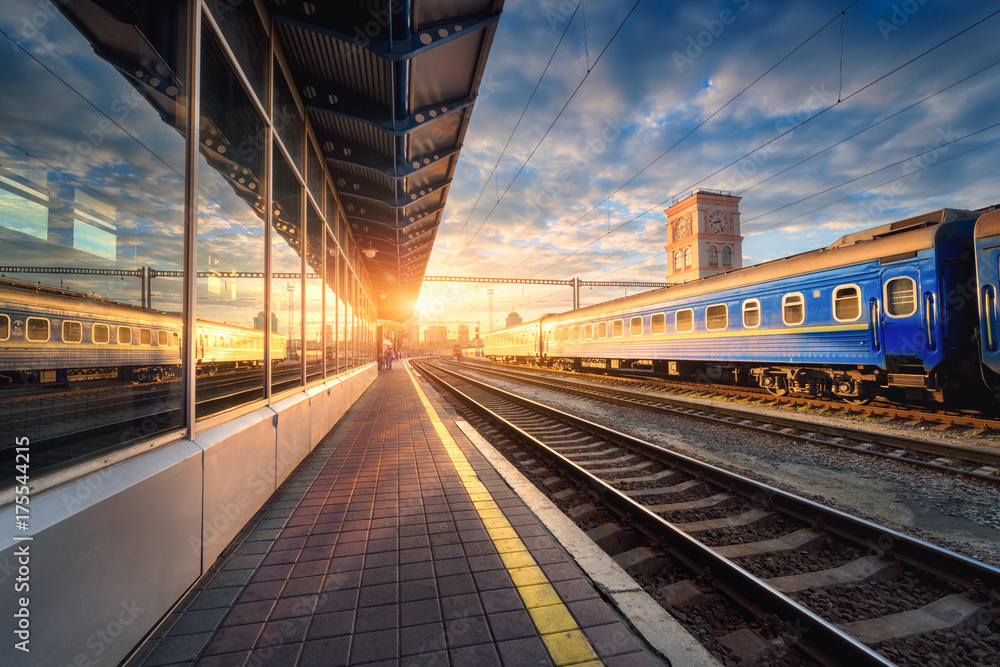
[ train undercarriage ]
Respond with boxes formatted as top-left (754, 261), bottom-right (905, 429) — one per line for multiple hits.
top-left (491, 354), bottom-right (978, 405)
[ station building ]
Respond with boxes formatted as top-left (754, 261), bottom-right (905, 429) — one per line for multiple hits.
top-left (0, 1), bottom-right (502, 664)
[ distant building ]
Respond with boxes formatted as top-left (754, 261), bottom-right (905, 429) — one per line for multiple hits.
top-left (424, 325), bottom-right (448, 346)
top-left (254, 310), bottom-right (280, 333)
top-left (505, 311), bottom-right (523, 327)
top-left (664, 189), bottom-right (743, 282)
top-left (457, 324), bottom-right (471, 346)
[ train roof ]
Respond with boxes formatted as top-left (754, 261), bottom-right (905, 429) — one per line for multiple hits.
top-left (974, 208), bottom-right (1000, 241)
top-left (0, 276), bottom-right (179, 316)
top-left (538, 209), bottom-right (981, 326)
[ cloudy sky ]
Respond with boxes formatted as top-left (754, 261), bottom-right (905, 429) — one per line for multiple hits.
top-left (413, 0), bottom-right (1000, 335)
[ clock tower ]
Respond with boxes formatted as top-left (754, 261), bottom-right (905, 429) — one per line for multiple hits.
top-left (665, 189), bottom-right (743, 281)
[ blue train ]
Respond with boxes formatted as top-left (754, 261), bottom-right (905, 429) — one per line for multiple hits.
top-left (485, 207), bottom-right (1000, 404)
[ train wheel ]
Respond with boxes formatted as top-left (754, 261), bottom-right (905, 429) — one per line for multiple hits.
top-left (761, 376), bottom-right (788, 396)
top-left (833, 380), bottom-right (875, 405)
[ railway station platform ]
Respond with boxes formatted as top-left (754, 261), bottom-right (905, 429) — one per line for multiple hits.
top-left (123, 360), bottom-right (696, 666)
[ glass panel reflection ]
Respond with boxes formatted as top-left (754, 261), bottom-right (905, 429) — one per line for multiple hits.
top-left (305, 204), bottom-right (323, 383)
top-left (195, 26), bottom-right (267, 419)
top-left (208, 0), bottom-right (268, 106)
top-left (273, 64), bottom-right (304, 172)
top-left (271, 147), bottom-right (303, 393)
top-left (338, 254), bottom-right (349, 373)
top-left (324, 231), bottom-right (338, 376)
top-left (0, 0), bottom-right (187, 484)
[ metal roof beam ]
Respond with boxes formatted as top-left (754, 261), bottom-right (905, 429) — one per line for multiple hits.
top-left (304, 86), bottom-right (475, 135)
top-left (270, 8), bottom-right (501, 62)
top-left (338, 178), bottom-right (450, 209)
top-left (317, 132), bottom-right (459, 178)
top-left (343, 204), bottom-right (444, 229)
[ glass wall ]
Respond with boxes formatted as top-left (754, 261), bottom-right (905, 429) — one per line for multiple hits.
top-left (0, 0), bottom-right (189, 483)
top-left (196, 24), bottom-right (267, 419)
top-left (305, 203), bottom-right (324, 383)
top-left (0, 0), bottom-right (377, 486)
top-left (271, 147), bottom-right (303, 394)
top-left (326, 230), bottom-right (340, 376)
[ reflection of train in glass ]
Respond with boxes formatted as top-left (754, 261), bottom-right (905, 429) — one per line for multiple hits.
top-left (0, 278), bottom-right (286, 384)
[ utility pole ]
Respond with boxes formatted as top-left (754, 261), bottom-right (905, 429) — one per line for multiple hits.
top-left (487, 288), bottom-right (495, 332)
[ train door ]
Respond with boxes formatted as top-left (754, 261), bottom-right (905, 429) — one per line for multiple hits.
top-left (976, 234), bottom-right (1000, 375)
top-left (879, 266), bottom-right (924, 362)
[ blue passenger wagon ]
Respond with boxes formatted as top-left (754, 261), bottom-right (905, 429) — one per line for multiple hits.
top-left (488, 209), bottom-right (985, 403)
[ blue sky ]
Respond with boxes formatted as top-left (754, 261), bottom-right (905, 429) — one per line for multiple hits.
top-left (414, 0), bottom-right (1000, 333)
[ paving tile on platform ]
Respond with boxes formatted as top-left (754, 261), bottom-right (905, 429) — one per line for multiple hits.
top-left (400, 622), bottom-right (448, 656)
top-left (306, 610), bottom-right (355, 640)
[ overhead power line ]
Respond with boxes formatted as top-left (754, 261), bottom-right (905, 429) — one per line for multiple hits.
top-left (444, 0), bottom-right (645, 275)
top-left (520, 7), bottom-right (1000, 281)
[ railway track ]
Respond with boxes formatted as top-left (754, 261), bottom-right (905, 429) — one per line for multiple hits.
top-left (414, 359), bottom-right (1000, 666)
top-left (490, 359), bottom-right (1000, 436)
top-left (453, 360), bottom-right (1000, 486)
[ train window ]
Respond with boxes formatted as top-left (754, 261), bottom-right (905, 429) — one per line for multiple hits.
top-left (676, 309), bottom-right (694, 333)
top-left (651, 313), bottom-right (666, 334)
top-left (0, 314), bottom-right (9, 341)
top-left (573, 325), bottom-right (580, 340)
top-left (158, 330), bottom-right (169, 346)
top-left (139, 328), bottom-right (152, 345)
top-left (885, 277), bottom-right (917, 317)
top-left (783, 293), bottom-right (805, 325)
top-left (62, 321), bottom-right (83, 343)
top-left (630, 317), bottom-right (643, 336)
top-left (94, 324), bottom-right (110, 344)
top-left (613, 320), bottom-right (624, 337)
top-left (598, 322), bottom-right (607, 338)
top-left (585, 323), bottom-right (593, 339)
top-left (833, 285), bottom-right (862, 321)
top-left (743, 300), bottom-right (761, 328)
top-left (26, 317), bottom-right (50, 342)
top-left (118, 326), bottom-right (132, 345)
top-left (172, 332), bottom-right (179, 347)
top-left (706, 304), bottom-right (728, 331)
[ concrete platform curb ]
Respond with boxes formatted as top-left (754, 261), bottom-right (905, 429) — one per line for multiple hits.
top-left (456, 420), bottom-right (721, 667)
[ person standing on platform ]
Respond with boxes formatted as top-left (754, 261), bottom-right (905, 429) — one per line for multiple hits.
top-left (385, 347), bottom-right (394, 370)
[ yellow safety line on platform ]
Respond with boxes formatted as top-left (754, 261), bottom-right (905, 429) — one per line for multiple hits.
top-left (407, 365), bottom-right (602, 666)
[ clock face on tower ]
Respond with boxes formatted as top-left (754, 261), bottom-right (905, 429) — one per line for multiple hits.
top-left (673, 215), bottom-right (692, 240)
top-left (708, 210), bottom-right (730, 234)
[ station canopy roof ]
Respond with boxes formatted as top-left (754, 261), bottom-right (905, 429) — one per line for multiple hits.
top-left (268, 0), bottom-right (505, 322)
